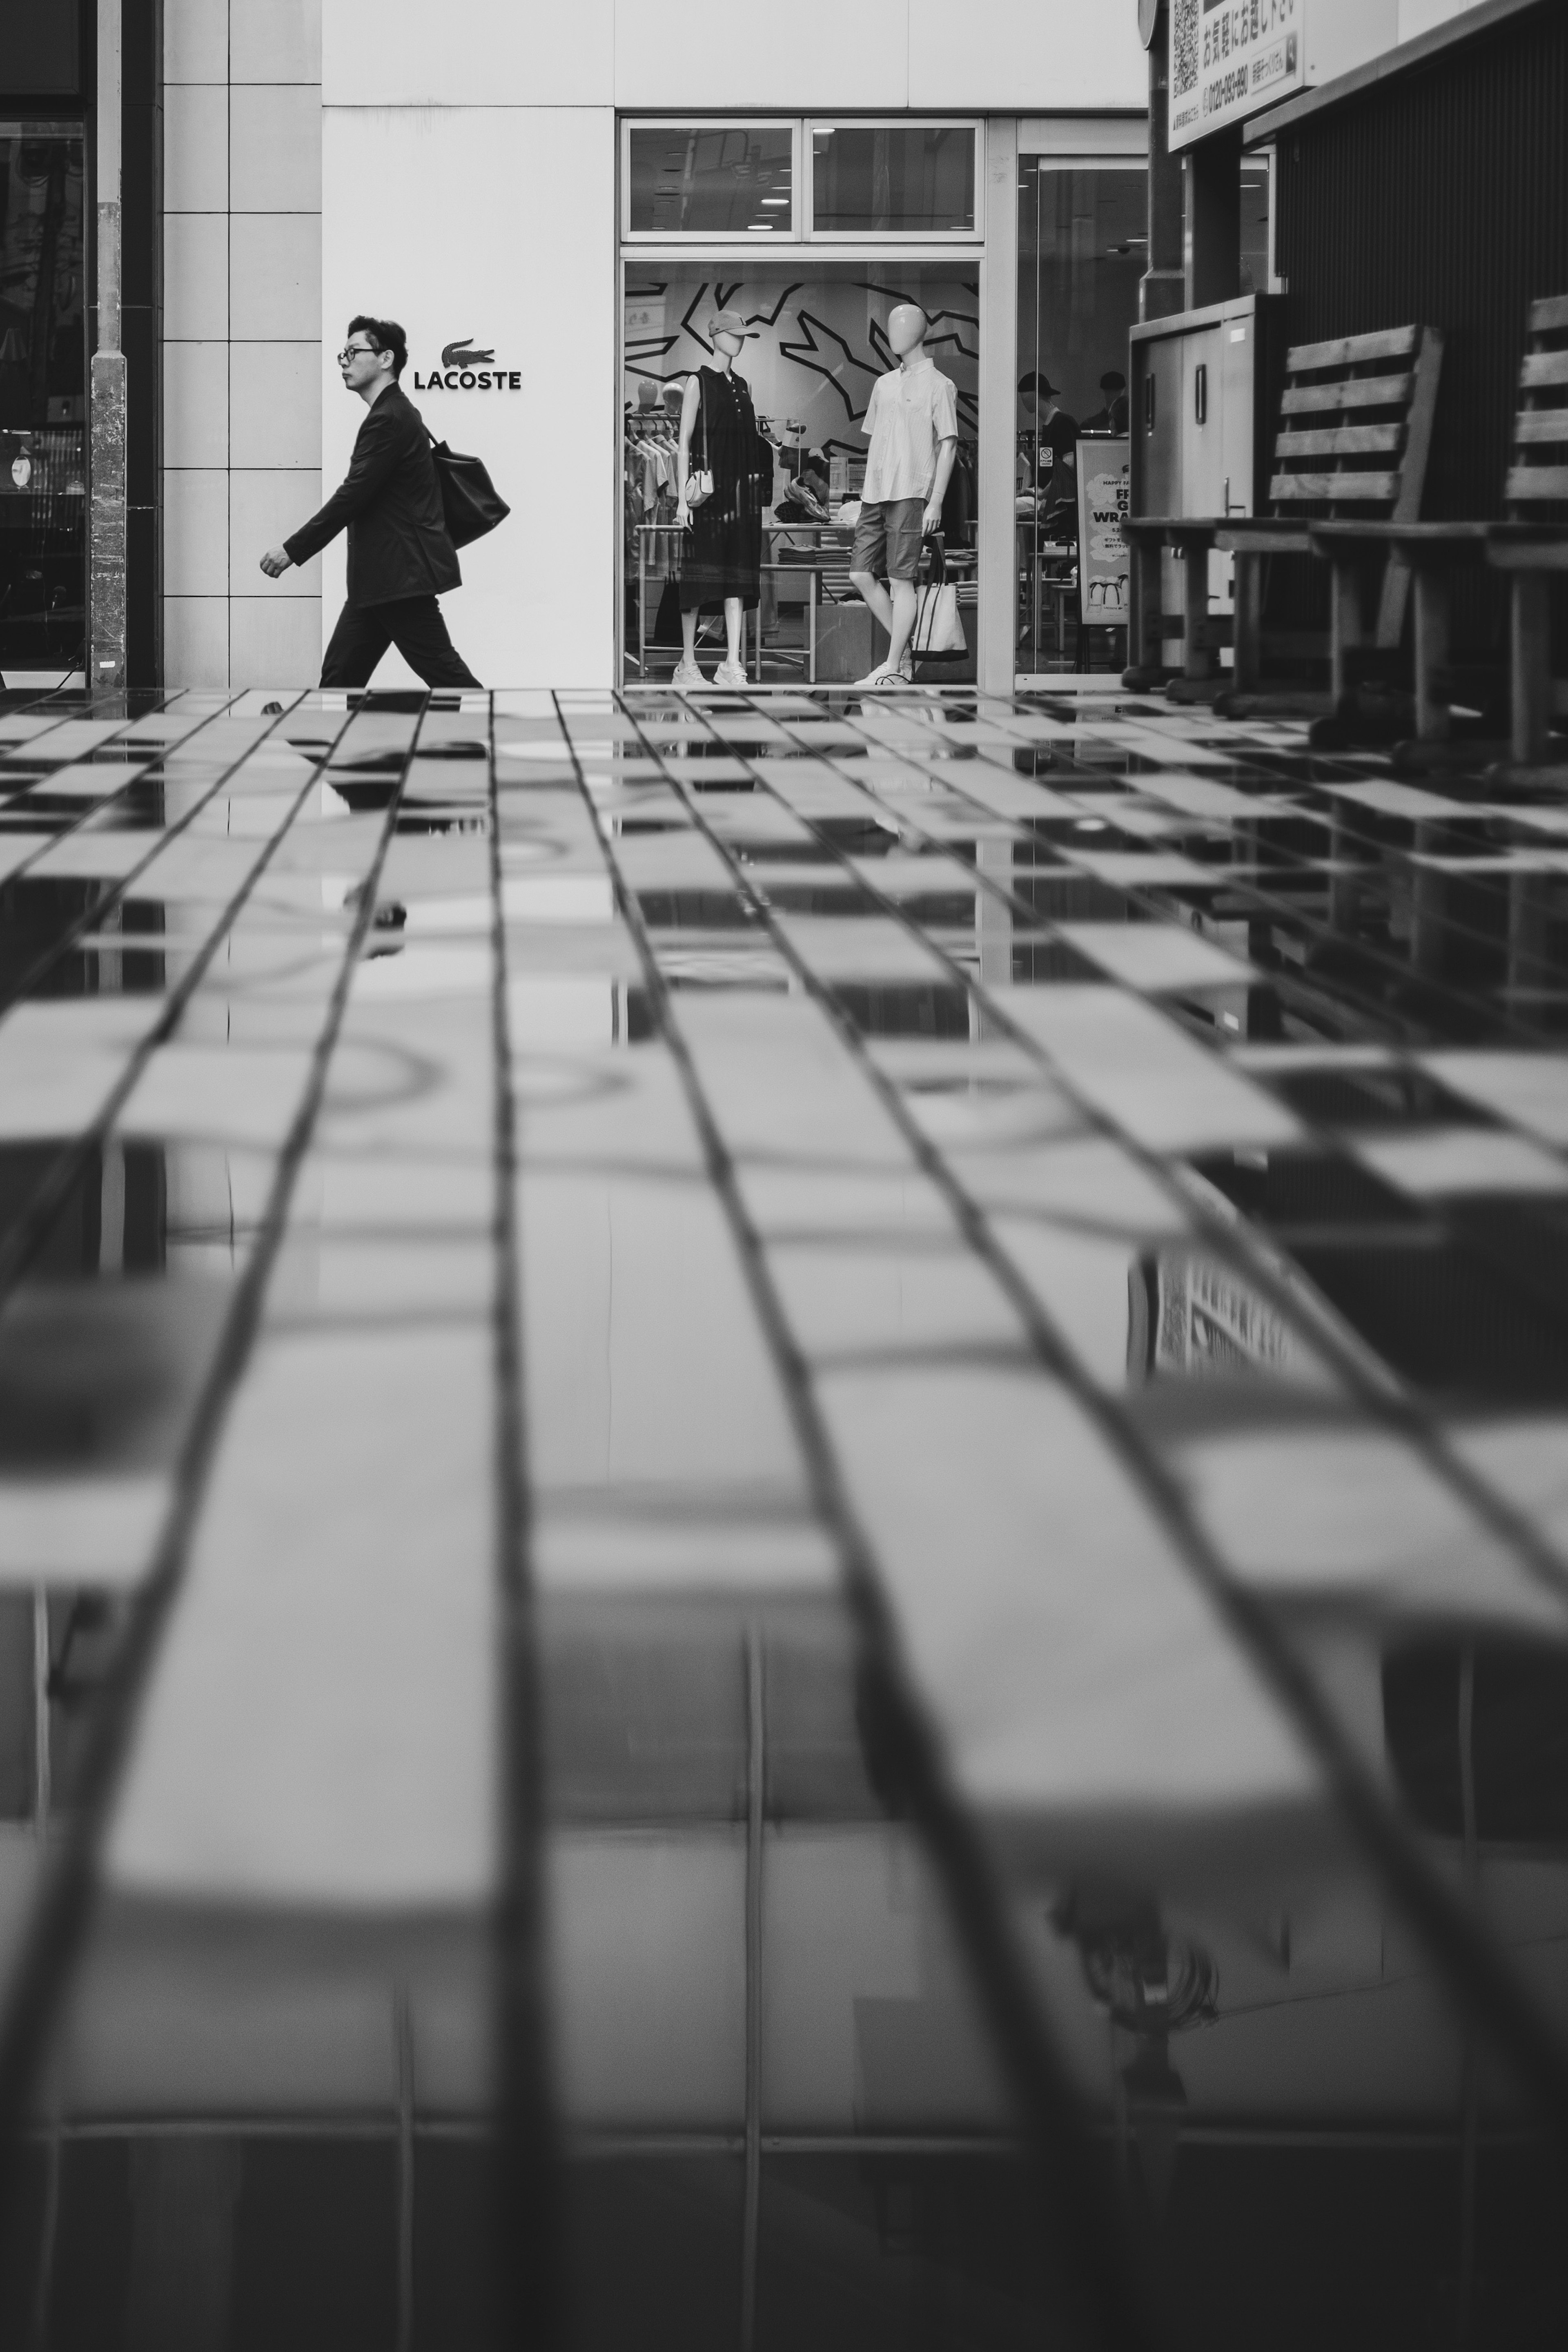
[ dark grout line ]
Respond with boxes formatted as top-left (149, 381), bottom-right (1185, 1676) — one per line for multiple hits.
top-left (617, 686), bottom-right (1568, 2152)
top-left (824, 691), bottom-right (1546, 1041)
top-left (0, 695), bottom-right (424, 2203)
top-left (575, 693), bottom-right (1162, 2352)
top-left (492, 701), bottom-right (564, 2348)
top-left (733, 692), bottom-right (1568, 1626)
top-left (0, 692), bottom-right (276, 1012)
top-left (0, 698), bottom-right (343, 1328)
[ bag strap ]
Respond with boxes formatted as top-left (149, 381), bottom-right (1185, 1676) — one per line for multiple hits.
top-left (921, 530), bottom-right (947, 585)
top-left (684, 369), bottom-right (707, 495)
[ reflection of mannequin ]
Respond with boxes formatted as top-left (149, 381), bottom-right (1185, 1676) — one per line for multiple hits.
top-left (847, 303), bottom-right (958, 688)
top-left (674, 307), bottom-right (773, 690)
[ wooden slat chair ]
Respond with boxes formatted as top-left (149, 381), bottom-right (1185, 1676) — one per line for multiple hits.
top-left (1309, 295), bottom-right (1568, 761)
top-left (1488, 293), bottom-right (1568, 761)
top-left (1124, 326), bottom-right (1443, 703)
top-left (1220, 326), bottom-right (1444, 705)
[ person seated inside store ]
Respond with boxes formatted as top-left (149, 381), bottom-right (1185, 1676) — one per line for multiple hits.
top-left (1081, 370), bottom-right (1129, 434)
top-left (1016, 371), bottom-right (1079, 533)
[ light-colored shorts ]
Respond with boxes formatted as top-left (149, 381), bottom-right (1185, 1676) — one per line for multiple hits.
top-left (850, 497), bottom-right (926, 584)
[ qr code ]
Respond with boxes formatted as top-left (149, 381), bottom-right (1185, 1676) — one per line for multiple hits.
top-left (1172, 0), bottom-right (1200, 96)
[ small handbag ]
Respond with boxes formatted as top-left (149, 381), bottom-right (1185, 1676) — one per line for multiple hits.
top-left (683, 371), bottom-right (714, 510)
top-left (911, 534), bottom-right (967, 662)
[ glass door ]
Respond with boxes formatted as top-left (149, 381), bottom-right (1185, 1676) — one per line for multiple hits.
top-left (1015, 162), bottom-right (1145, 684)
top-left (618, 118), bottom-right (984, 689)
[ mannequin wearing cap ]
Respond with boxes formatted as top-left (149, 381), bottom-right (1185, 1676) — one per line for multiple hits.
top-left (846, 302), bottom-right (958, 688)
top-left (673, 308), bottom-right (774, 690)
top-left (1017, 371), bottom-right (1079, 512)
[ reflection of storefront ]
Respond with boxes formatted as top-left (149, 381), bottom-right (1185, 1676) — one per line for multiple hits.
top-left (0, 129), bottom-right (87, 688)
top-left (619, 122), bottom-right (983, 687)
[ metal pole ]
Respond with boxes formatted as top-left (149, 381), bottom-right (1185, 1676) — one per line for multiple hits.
top-left (1141, 3), bottom-right (1186, 325)
top-left (394, 1987), bottom-right (415, 2352)
top-left (977, 121), bottom-right (1020, 696)
top-left (91, 0), bottom-right (128, 697)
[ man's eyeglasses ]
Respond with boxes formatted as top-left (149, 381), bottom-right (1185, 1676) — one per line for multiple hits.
top-left (336, 343), bottom-right (378, 364)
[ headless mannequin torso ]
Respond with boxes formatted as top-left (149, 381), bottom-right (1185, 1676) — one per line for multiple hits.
top-left (848, 303), bottom-right (958, 686)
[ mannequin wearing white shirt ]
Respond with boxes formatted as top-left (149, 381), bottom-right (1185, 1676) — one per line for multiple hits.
top-left (847, 303), bottom-right (958, 686)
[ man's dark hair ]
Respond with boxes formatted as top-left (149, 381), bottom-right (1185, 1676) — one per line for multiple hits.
top-left (349, 314), bottom-right (408, 379)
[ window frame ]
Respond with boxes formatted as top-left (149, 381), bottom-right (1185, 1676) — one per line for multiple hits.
top-left (619, 117), bottom-right (987, 246)
top-left (620, 118), bottom-right (803, 245)
top-left (804, 117), bottom-right (984, 243)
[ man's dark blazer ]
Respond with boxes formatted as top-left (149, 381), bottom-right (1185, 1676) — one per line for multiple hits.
top-left (285, 382), bottom-right (461, 607)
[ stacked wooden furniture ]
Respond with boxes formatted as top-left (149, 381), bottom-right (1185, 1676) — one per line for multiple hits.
top-left (1310, 294), bottom-right (1568, 760)
top-left (1124, 325), bottom-right (1443, 706)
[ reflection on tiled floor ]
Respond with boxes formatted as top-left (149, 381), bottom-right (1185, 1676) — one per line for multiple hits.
top-left (0, 680), bottom-right (1566, 2345)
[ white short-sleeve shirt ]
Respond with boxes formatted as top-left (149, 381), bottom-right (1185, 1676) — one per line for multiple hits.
top-left (860, 359), bottom-right (959, 505)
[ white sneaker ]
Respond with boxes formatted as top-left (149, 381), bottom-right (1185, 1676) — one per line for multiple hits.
top-left (713, 660), bottom-right (749, 689)
top-left (671, 658), bottom-right (705, 687)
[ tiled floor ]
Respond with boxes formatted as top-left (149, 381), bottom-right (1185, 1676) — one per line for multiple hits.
top-left (0, 679), bottom-right (1566, 2345)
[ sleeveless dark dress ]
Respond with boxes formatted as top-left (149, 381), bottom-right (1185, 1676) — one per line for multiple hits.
top-left (679, 366), bottom-right (773, 614)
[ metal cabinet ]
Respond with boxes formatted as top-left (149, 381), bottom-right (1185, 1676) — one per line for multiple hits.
top-left (1129, 293), bottom-right (1285, 525)
top-left (1140, 334), bottom-right (1185, 517)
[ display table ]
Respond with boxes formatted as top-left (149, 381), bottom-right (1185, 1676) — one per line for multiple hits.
top-left (633, 521), bottom-right (976, 685)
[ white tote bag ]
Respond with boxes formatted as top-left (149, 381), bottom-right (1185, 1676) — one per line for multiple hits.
top-left (911, 535), bottom-right (967, 660)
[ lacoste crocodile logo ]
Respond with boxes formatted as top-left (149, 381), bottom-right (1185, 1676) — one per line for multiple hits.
top-left (413, 340), bottom-right (521, 393)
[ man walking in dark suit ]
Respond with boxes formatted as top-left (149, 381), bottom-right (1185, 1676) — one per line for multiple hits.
top-left (260, 315), bottom-right (481, 688)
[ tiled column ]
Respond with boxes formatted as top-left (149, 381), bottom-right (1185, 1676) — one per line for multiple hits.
top-left (163, 0), bottom-right (323, 687)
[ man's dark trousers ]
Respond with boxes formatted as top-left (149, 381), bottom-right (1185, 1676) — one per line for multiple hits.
top-left (321, 594), bottom-right (481, 688)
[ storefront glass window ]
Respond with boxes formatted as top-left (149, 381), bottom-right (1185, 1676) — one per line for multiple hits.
top-left (627, 126), bottom-right (795, 238)
top-left (621, 262), bottom-right (980, 685)
top-left (810, 125), bottom-right (977, 236)
top-left (1015, 161), bottom-right (1145, 681)
top-left (0, 126), bottom-right (87, 686)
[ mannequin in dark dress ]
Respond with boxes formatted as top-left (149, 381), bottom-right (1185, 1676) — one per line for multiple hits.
top-left (673, 307), bottom-right (773, 688)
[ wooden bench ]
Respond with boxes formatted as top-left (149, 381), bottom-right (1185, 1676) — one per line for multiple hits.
top-left (1124, 325), bottom-right (1443, 704)
top-left (1486, 292), bottom-right (1568, 761)
top-left (1310, 294), bottom-right (1568, 760)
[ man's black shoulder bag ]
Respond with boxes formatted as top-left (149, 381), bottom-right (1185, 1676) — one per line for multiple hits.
top-left (426, 432), bottom-right (510, 549)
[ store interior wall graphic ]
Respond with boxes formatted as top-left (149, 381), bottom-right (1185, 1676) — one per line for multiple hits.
top-left (625, 270), bottom-right (980, 473)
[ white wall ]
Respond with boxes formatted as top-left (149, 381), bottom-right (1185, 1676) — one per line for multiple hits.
top-left (320, 0), bottom-right (1147, 111)
top-left (161, 0), bottom-right (1146, 687)
top-left (319, 106), bottom-right (616, 689)
top-left (163, 0), bottom-right (324, 688)
top-left (1305, 0), bottom-right (1498, 85)
top-left (1396, 0), bottom-right (1494, 43)
top-left (1303, 0), bottom-right (1400, 84)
